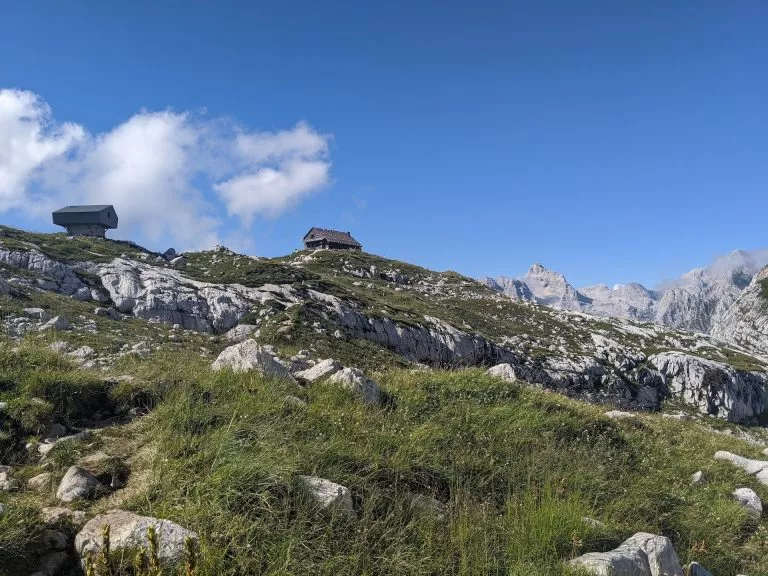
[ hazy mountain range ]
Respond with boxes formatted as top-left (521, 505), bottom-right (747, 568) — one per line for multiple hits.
top-left (484, 249), bottom-right (768, 336)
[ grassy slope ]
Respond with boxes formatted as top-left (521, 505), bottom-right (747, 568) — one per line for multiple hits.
top-left (2, 342), bottom-right (768, 576)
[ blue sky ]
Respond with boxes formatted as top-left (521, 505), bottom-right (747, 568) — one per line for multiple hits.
top-left (0, 1), bottom-right (766, 288)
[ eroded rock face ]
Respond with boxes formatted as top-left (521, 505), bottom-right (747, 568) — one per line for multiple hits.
top-left (568, 532), bottom-right (683, 576)
top-left (96, 258), bottom-right (298, 333)
top-left (650, 352), bottom-right (768, 422)
top-left (712, 266), bottom-right (768, 357)
top-left (0, 248), bottom-right (86, 296)
top-left (310, 290), bottom-right (519, 367)
top-left (75, 510), bottom-right (198, 566)
top-left (211, 340), bottom-right (295, 381)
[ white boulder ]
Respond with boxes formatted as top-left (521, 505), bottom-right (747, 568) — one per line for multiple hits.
top-left (732, 487), bottom-right (762, 519)
top-left (485, 363), bottom-right (517, 382)
top-left (328, 367), bottom-right (385, 406)
top-left (568, 532), bottom-right (682, 576)
top-left (211, 339), bottom-right (295, 381)
top-left (75, 509), bottom-right (198, 567)
top-left (294, 359), bottom-right (342, 382)
top-left (56, 466), bottom-right (101, 502)
top-left (298, 475), bottom-right (356, 519)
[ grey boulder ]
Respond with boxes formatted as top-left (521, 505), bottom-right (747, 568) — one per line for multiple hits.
top-left (75, 509), bottom-right (198, 567)
top-left (298, 475), bottom-right (356, 519)
top-left (294, 358), bottom-right (342, 382)
top-left (56, 466), bottom-right (101, 502)
top-left (211, 340), bottom-right (295, 381)
top-left (732, 487), bottom-right (762, 519)
top-left (328, 367), bottom-right (386, 406)
top-left (568, 532), bottom-right (682, 576)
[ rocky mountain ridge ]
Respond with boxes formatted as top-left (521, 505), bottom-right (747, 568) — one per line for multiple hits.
top-left (1, 225), bottom-right (768, 424)
top-left (485, 250), bottom-right (768, 344)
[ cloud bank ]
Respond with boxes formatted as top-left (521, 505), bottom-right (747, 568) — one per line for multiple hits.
top-left (0, 89), bottom-right (332, 249)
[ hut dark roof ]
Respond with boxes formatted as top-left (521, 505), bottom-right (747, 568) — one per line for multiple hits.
top-left (303, 227), bottom-right (362, 247)
top-left (53, 205), bottom-right (113, 213)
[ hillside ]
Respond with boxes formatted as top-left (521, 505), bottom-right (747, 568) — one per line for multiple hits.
top-left (1, 226), bottom-right (768, 575)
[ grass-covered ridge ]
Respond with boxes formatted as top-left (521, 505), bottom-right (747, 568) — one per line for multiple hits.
top-left (1, 340), bottom-right (767, 575)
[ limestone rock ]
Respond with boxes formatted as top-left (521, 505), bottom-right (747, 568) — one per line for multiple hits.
top-left (712, 266), bottom-right (768, 357)
top-left (0, 248), bottom-right (86, 295)
top-left (714, 451), bottom-right (768, 480)
top-left (56, 466), bottom-right (101, 502)
top-left (407, 493), bottom-right (447, 519)
top-left (41, 506), bottom-right (87, 526)
top-left (685, 563), bottom-right (713, 576)
top-left (28, 472), bottom-right (54, 491)
top-left (39, 315), bottom-right (72, 332)
top-left (75, 510), bottom-right (198, 567)
top-left (294, 358), bottom-right (342, 382)
top-left (568, 532), bottom-right (682, 576)
top-left (211, 340), bottom-right (295, 381)
top-left (224, 323), bottom-right (259, 342)
top-left (0, 467), bottom-right (19, 491)
top-left (23, 307), bottom-right (51, 321)
top-left (691, 471), bottom-right (706, 486)
top-left (485, 363), bottom-right (517, 382)
top-left (650, 352), bottom-right (768, 422)
top-left (298, 475), bottom-right (356, 519)
top-left (328, 367), bottom-right (385, 406)
top-left (732, 487), bottom-right (762, 519)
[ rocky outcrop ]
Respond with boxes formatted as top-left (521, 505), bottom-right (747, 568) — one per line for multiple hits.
top-left (311, 290), bottom-right (518, 367)
top-left (0, 248), bottom-right (87, 296)
top-left (714, 451), bottom-right (768, 485)
top-left (96, 258), bottom-right (298, 333)
top-left (75, 510), bottom-right (198, 567)
top-left (711, 266), bottom-right (768, 357)
top-left (211, 340), bottom-right (296, 381)
top-left (649, 352), bottom-right (768, 422)
top-left (568, 532), bottom-right (683, 576)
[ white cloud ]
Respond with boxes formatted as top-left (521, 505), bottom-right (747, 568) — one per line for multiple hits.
top-left (0, 88), bottom-right (332, 250)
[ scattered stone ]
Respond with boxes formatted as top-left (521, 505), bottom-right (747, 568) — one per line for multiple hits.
top-left (39, 316), bottom-right (72, 332)
top-left (0, 503), bottom-right (5, 517)
top-left (56, 466), bottom-right (101, 502)
top-left (23, 307), bottom-right (51, 321)
top-left (94, 307), bottom-right (109, 317)
top-left (224, 323), bottom-right (259, 343)
top-left (732, 487), bottom-right (762, 519)
top-left (714, 450), bottom-right (768, 485)
top-left (48, 341), bottom-right (71, 354)
top-left (68, 346), bottom-right (95, 361)
top-left (211, 340), bottom-right (296, 381)
top-left (130, 341), bottom-right (151, 358)
top-left (40, 507), bottom-right (87, 526)
top-left (170, 255), bottom-right (187, 267)
top-left (690, 471), bottom-right (706, 486)
top-left (605, 410), bottom-right (636, 419)
top-left (568, 532), bottom-right (682, 576)
top-left (485, 363), bottom-right (517, 382)
top-left (294, 358), bottom-right (342, 382)
top-left (0, 401), bottom-right (6, 413)
top-left (91, 289), bottom-right (109, 303)
top-left (75, 510), bottom-right (198, 567)
top-left (73, 286), bottom-right (92, 301)
top-left (328, 367), bottom-right (386, 406)
top-left (298, 475), bottom-right (356, 519)
top-left (28, 472), bottom-right (54, 491)
top-left (38, 430), bottom-right (93, 456)
top-left (0, 466), bottom-right (19, 491)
